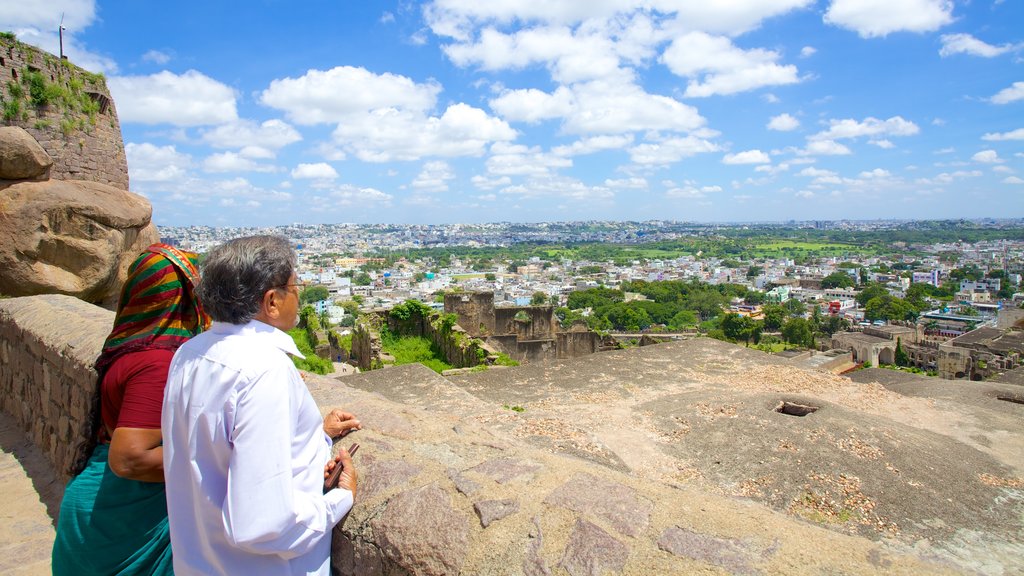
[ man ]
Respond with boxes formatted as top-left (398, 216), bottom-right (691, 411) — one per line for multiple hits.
top-left (163, 235), bottom-right (360, 575)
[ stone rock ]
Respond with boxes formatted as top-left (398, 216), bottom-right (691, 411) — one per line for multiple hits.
top-left (0, 179), bottom-right (158, 307)
top-left (447, 468), bottom-right (481, 496)
top-left (558, 519), bottom-right (628, 576)
top-left (473, 498), bottom-right (519, 528)
top-left (657, 526), bottom-right (762, 576)
top-left (369, 483), bottom-right (469, 576)
top-left (358, 457), bottom-right (423, 502)
top-left (523, 515), bottom-right (551, 576)
top-left (544, 472), bottom-right (653, 537)
top-left (0, 127), bottom-right (52, 181)
top-left (469, 456), bottom-right (542, 484)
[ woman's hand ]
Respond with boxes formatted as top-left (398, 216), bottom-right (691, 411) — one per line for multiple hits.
top-left (323, 409), bottom-right (361, 440)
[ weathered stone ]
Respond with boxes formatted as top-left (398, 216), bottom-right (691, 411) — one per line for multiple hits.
top-left (558, 519), bottom-right (628, 576)
top-left (0, 127), bottom-right (53, 180)
top-left (0, 179), bottom-right (158, 307)
top-left (469, 456), bottom-right (542, 484)
top-left (448, 467), bottom-right (481, 495)
top-left (473, 498), bottom-right (519, 528)
top-left (523, 515), bottom-right (551, 576)
top-left (657, 526), bottom-right (761, 576)
top-left (358, 457), bottom-right (423, 502)
top-left (544, 472), bottom-right (653, 537)
top-left (369, 483), bottom-right (468, 576)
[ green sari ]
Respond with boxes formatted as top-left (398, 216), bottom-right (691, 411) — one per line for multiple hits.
top-left (51, 444), bottom-right (172, 575)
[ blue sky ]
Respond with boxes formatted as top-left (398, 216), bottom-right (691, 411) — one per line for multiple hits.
top-left (3, 1), bottom-right (1022, 226)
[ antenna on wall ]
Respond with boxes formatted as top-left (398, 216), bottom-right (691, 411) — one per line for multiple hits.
top-left (59, 13), bottom-right (67, 59)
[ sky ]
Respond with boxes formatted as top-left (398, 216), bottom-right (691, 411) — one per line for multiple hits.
top-left (2, 1), bottom-right (1022, 227)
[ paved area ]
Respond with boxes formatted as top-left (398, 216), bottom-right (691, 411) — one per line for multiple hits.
top-left (0, 411), bottom-right (61, 575)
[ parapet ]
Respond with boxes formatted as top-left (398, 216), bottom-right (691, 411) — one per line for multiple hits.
top-left (1, 295), bottom-right (1020, 574)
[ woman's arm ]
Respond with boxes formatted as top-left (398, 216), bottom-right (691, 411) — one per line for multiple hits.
top-left (108, 427), bottom-right (164, 482)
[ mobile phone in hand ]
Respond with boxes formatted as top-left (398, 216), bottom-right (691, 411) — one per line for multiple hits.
top-left (323, 443), bottom-right (359, 494)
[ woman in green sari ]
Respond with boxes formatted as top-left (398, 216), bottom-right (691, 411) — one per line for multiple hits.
top-left (52, 244), bottom-right (209, 575)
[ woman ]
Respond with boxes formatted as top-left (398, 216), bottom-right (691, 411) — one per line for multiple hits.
top-left (52, 243), bottom-right (210, 575)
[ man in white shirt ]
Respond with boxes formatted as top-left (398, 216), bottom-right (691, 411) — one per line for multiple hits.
top-left (163, 235), bottom-right (360, 575)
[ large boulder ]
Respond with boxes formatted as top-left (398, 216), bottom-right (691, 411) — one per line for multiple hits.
top-left (0, 126), bottom-right (52, 180)
top-left (0, 179), bottom-right (159, 307)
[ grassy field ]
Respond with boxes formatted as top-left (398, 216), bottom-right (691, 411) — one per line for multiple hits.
top-left (380, 333), bottom-right (453, 374)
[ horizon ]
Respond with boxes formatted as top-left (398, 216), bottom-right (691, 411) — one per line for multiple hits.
top-left (3, 1), bottom-right (1023, 226)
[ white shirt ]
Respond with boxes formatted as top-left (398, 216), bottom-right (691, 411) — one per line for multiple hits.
top-left (163, 320), bottom-right (352, 576)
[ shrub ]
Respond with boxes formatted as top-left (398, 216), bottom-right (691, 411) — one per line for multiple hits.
top-left (3, 99), bottom-right (20, 121)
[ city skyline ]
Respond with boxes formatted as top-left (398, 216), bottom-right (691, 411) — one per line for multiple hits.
top-left (3, 1), bottom-right (1023, 226)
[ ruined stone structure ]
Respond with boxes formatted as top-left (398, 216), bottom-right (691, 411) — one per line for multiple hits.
top-left (0, 36), bottom-right (128, 188)
top-left (445, 291), bottom-right (610, 363)
top-left (937, 327), bottom-right (1024, 380)
top-left (3, 294), bottom-right (1023, 574)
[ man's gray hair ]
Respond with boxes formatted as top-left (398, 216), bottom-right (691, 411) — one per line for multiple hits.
top-left (197, 235), bottom-right (297, 324)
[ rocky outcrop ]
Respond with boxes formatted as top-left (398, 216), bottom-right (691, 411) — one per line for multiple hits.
top-left (0, 127), bottom-right (52, 180)
top-left (0, 128), bottom-right (158, 307)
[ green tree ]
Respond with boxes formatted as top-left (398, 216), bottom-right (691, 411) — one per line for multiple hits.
top-left (299, 285), bottom-right (329, 305)
top-left (530, 291), bottom-right (548, 306)
top-left (354, 272), bottom-right (372, 286)
top-left (784, 298), bottom-right (806, 317)
top-left (484, 273), bottom-right (497, 281)
top-left (682, 289), bottom-right (727, 321)
top-left (668, 310), bottom-right (698, 330)
top-left (894, 337), bottom-right (909, 367)
top-left (761, 304), bottom-right (786, 332)
top-left (818, 315), bottom-right (850, 336)
top-left (781, 317), bottom-right (814, 348)
top-left (856, 283), bottom-right (889, 307)
top-left (721, 313), bottom-right (762, 346)
top-left (746, 265), bottom-right (764, 279)
top-left (821, 271), bottom-right (855, 289)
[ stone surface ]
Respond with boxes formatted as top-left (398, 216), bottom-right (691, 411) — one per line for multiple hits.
top-left (448, 467), bottom-right (481, 495)
top-left (522, 515), bottom-right (551, 576)
top-left (657, 526), bottom-right (762, 575)
top-left (0, 127), bottom-right (52, 180)
top-left (357, 457), bottom-right (423, 502)
top-left (0, 179), bottom-right (158, 306)
top-left (368, 483), bottom-right (469, 576)
top-left (469, 456), bottom-right (543, 484)
top-left (558, 518), bottom-right (628, 576)
top-left (545, 472), bottom-right (653, 537)
top-left (474, 498), bottom-right (519, 528)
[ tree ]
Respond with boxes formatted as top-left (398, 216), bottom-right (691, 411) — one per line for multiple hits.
top-left (821, 271), bottom-right (855, 289)
top-left (761, 304), bottom-right (786, 332)
top-left (855, 283), bottom-right (889, 307)
top-left (784, 298), bottom-right (806, 317)
top-left (743, 290), bottom-right (765, 305)
top-left (530, 291), bottom-right (548, 306)
top-left (668, 310), bottom-right (698, 330)
top-left (781, 317), bottom-right (814, 348)
top-left (354, 272), bottom-right (372, 286)
top-left (721, 313), bottom-right (762, 346)
top-left (746, 265), bottom-right (764, 279)
top-left (894, 337), bottom-right (909, 367)
top-left (683, 289), bottom-right (726, 321)
top-left (299, 285), bottom-right (329, 306)
top-left (818, 315), bottom-right (850, 336)
top-left (484, 273), bottom-right (497, 281)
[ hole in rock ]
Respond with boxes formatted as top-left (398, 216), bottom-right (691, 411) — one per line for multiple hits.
top-left (775, 401), bottom-right (819, 417)
top-left (997, 395), bottom-right (1024, 406)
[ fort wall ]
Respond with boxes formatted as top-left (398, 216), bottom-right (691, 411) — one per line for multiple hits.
top-left (0, 37), bottom-right (128, 189)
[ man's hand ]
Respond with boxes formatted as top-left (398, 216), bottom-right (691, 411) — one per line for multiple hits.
top-left (323, 447), bottom-right (357, 497)
top-left (323, 409), bottom-right (361, 439)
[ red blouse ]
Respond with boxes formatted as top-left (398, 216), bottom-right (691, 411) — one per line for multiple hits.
top-left (100, 349), bottom-right (174, 438)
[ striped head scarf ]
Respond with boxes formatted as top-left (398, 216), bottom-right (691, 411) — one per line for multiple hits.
top-left (94, 243), bottom-right (211, 375)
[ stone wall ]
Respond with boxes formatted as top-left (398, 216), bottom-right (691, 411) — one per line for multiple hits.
top-left (0, 295), bottom-right (111, 484)
top-left (0, 37), bottom-right (128, 189)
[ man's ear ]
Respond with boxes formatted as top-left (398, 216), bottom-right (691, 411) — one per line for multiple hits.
top-left (261, 288), bottom-right (281, 320)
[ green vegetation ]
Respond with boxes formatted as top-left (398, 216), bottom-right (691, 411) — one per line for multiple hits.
top-left (286, 328), bottom-right (334, 375)
top-left (299, 285), bottom-right (329, 305)
top-left (503, 404), bottom-right (526, 413)
top-left (379, 328), bottom-right (453, 374)
top-left (0, 32), bottom-right (16, 41)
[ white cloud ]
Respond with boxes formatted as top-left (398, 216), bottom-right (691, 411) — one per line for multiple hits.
top-left (811, 116), bottom-right (919, 141)
top-left (1003, 176), bottom-right (1024, 185)
top-left (824, 0), bottom-right (954, 38)
top-left (203, 152), bottom-right (276, 173)
top-left (767, 113), bottom-right (800, 131)
top-left (260, 66), bottom-right (441, 125)
top-left (490, 86), bottom-right (575, 124)
top-left (628, 136), bottom-right (720, 165)
top-left (500, 175), bottom-right (613, 201)
top-left (291, 163), bottom-right (339, 179)
top-left (800, 46), bottom-right (816, 58)
top-left (412, 161), bottom-right (456, 192)
top-left (871, 139), bottom-right (894, 149)
top-left (982, 128), bottom-right (1024, 141)
top-left (471, 175), bottom-right (512, 190)
top-left (552, 135), bottom-right (633, 157)
top-left (331, 103), bottom-right (517, 162)
top-left (141, 50), bottom-right (171, 64)
top-left (125, 143), bottom-right (191, 182)
top-left (109, 70), bottom-right (238, 126)
top-left (939, 33), bottom-right (1020, 58)
top-left (971, 150), bottom-right (1002, 164)
top-left (201, 119), bottom-right (302, 151)
top-left (485, 143), bottom-right (572, 176)
top-left (795, 190), bottom-right (815, 198)
top-left (604, 177), bottom-right (648, 189)
top-left (330, 185), bottom-right (393, 206)
top-left (802, 140), bottom-right (852, 156)
top-left (798, 167), bottom-right (837, 178)
top-left (661, 32), bottom-right (800, 97)
top-left (563, 80), bottom-right (706, 134)
top-left (723, 150), bottom-right (771, 164)
top-left (665, 183), bottom-right (721, 199)
top-left (859, 168), bottom-right (891, 178)
top-left (990, 82), bottom-right (1024, 105)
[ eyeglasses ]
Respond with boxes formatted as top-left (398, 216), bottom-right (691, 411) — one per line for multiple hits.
top-left (274, 283), bottom-right (303, 295)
